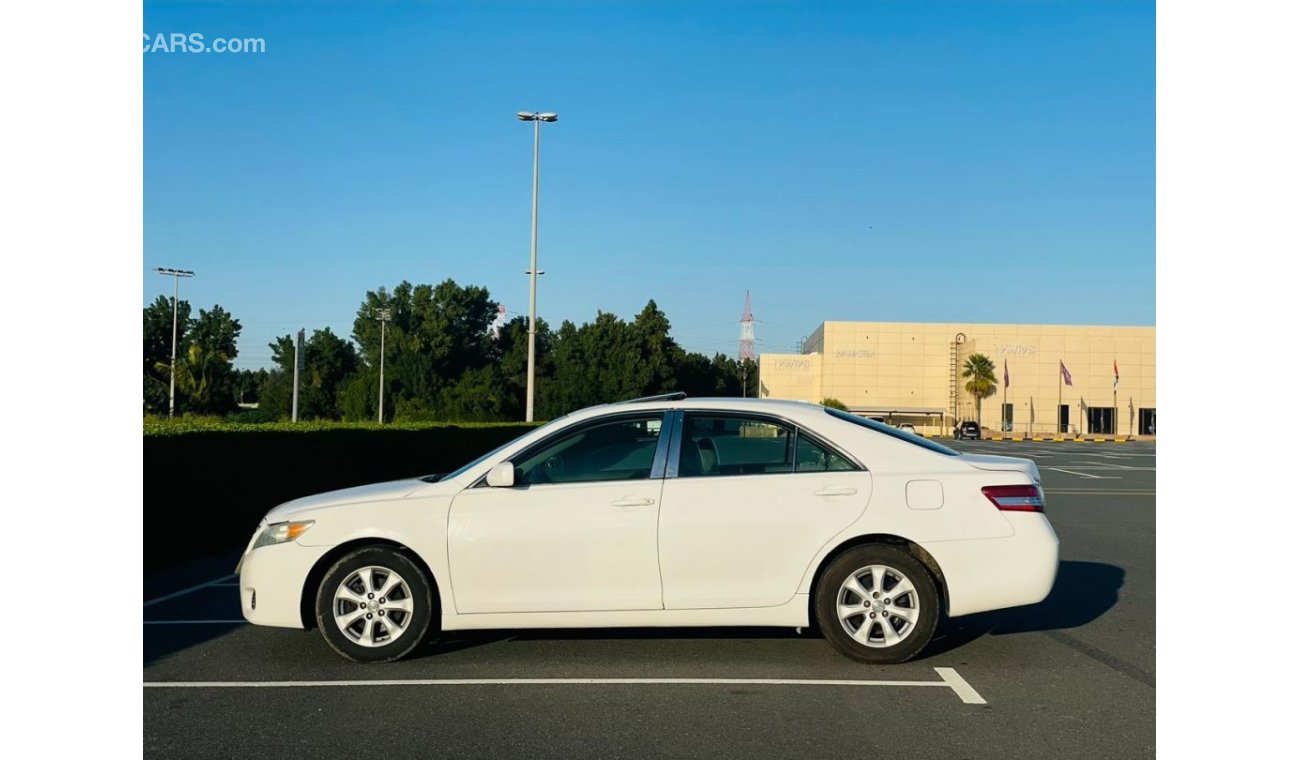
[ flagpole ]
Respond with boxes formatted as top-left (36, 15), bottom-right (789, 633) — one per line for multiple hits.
top-left (1057, 362), bottom-right (1062, 436)
top-left (1113, 359), bottom-right (1119, 439)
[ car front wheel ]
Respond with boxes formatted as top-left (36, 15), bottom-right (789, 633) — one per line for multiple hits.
top-left (315, 546), bottom-right (435, 663)
top-left (814, 544), bottom-right (939, 664)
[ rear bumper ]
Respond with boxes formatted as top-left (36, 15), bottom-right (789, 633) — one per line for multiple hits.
top-left (921, 513), bottom-right (1059, 617)
top-left (237, 540), bottom-right (331, 629)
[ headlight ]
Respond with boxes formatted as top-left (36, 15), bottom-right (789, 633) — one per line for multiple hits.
top-left (252, 520), bottom-right (314, 549)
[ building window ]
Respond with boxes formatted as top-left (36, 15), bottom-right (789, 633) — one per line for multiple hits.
top-left (1002, 403), bottom-right (1014, 432)
top-left (1059, 404), bottom-right (1070, 434)
top-left (1086, 407), bottom-right (1115, 435)
top-left (1138, 408), bottom-right (1156, 436)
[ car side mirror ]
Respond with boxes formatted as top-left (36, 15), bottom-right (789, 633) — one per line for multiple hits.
top-left (486, 462), bottom-right (515, 488)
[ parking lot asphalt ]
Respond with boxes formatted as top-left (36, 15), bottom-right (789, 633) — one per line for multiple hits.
top-left (144, 440), bottom-right (1156, 759)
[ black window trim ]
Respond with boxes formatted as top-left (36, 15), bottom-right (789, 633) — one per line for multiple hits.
top-left (472, 409), bottom-right (674, 488)
top-left (665, 409), bottom-right (865, 479)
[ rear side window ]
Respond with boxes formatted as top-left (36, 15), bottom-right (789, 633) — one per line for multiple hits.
top-left (679, 416), bottom-right (794, 477)
top-left (824, 407), bottom-right (959, 456)
top-left (795, 434), bottom-right (857, 472)
top-left (677, 413), bottom-right (862, 477)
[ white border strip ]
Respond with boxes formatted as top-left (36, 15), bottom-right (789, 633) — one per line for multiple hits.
top-left (143, 668), bottom-right (986, 703)
top-left (144, 574), bottom-right (236, 607)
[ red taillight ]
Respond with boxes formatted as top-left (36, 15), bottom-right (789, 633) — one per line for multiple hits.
top-left (981, 484), bottom-right (1045, 512)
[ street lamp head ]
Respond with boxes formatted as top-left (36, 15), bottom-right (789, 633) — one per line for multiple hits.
top-left (516, 111), bottom-right (536, 121)
top-left (538, 113), bottom-right (558, 122)
top-left (155, 267), bottom-right (195, 278)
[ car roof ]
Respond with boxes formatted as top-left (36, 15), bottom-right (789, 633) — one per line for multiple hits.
top-left (564, 396), bottom-right (830, 423)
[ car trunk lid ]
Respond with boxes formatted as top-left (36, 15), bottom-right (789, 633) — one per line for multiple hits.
top-left (960, 453), bottom-right (1041, 483)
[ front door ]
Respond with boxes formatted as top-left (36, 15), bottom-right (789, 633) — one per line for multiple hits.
top-left (657, 412), bottom-right (871, 609)
top-left (448, 412), bottom-right (668, 614)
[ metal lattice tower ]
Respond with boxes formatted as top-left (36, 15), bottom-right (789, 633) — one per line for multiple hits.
top-left (739, 290), bottom-right (755, 362)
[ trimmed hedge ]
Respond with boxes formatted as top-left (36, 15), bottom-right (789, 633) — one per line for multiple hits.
top-left (144, 422), bottom-right (539, 572)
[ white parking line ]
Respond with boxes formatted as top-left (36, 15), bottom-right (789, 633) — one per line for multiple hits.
top-left (1044, 467), bottom-right (1118, 479)
top-left (144, 619), bottom-right (245, 625)
top-left (143, 667), bottom-right (988, 704)
top-left (144, 574), bottom-right (236, 608)
top-left (935, 667), bottom-right (987, 705)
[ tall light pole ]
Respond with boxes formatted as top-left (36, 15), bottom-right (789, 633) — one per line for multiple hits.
top-left (154, 267), bottom-right (195, 418)
top-left (375, 308), bottom-right (392, 424)
top-left (517, 110), bottom-right (558, 422)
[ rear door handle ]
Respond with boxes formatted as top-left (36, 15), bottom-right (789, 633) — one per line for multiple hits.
top-left (611, 497), bottom-right (656, 507)
top-left (812, 487), bottom-right (858, 497)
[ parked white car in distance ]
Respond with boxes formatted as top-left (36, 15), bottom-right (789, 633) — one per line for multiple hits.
top-left (237, 394), bottom-right (1059, 664)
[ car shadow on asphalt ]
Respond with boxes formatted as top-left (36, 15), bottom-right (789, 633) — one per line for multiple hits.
top-left (401, 560), bottom-right (1122, 662)
top-left (919, 559), bottom-right (1124, 659)
top-left (145, 559), bottom-right (1123, 666)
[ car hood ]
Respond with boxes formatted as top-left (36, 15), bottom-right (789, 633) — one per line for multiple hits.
top-left (960, 453), bottom-right (1041, 483)
top-left (263, 478), bottom-right (433, 522)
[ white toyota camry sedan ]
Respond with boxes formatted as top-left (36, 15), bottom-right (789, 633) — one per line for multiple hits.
top-left (237, 394), bottom-right (1059, 664)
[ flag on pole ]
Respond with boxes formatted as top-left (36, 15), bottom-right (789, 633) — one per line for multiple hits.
top-left (1003, 359), bottom-right (1010, 389)
top-left (1060, 360), bottom-right (1073, 386)
top-left (1113, 359), bottom-right (1119, 389)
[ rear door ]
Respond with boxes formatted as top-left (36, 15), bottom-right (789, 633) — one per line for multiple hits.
top-left (657, 411), bottom-right (872, 609)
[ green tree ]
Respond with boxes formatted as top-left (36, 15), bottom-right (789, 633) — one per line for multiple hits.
top-left (962, 353), bottom-right (998, 428)
top-left (187, 305), bottom-right (243, 414)
top-left (631, 300), bottom-right (678, 393)
top-left (143, 295), bottom-right (190, 414)
top-left (261, 328), bottom-right (360, 420)
top-left (491, 315), bottom-right (553, 421)
top-left (821, 397), bottom-right (849, 411)
top-left (155, 344), bottom-right (229, 409)
top-left (351, 280), bottom-right (500, 416)
top-left (233, 368), bottom-right (268, 405)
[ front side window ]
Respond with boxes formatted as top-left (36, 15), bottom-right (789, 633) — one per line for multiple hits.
top-left (514, 414), bottom-right (664, 485)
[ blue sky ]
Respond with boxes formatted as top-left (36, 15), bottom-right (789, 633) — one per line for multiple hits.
top-left (144, 0), bottom-right (1154, 369)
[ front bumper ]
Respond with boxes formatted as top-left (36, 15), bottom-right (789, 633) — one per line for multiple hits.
top-left (237, 539), bottom-right (332, 629)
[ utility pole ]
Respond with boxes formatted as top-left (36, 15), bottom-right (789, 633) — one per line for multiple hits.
top-left (292, 329), bottom-right (304, 423)
top-left (375, 308), bottom-right (392, 423)
top-left (154, 267), bottom-right (195, 418)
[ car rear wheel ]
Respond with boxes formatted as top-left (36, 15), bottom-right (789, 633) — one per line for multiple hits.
top-left (814, 544), bottom-right (939, 664)
top-left (315, 546), bottom-right (435, 663)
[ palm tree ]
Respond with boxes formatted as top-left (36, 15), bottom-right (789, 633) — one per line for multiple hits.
top-left (155, 344), bottom-right (230, 409)
top-left (961, 353), bottom-right (998, 429)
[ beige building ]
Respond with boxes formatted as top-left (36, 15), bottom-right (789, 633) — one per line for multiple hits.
top-left (758, 321), bottom-right (1155, 437)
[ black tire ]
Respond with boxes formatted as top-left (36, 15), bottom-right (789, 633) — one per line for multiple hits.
top-left (315, 546), bottom-right (436, 663)
top-left (814, 544), bottom-right (940, 664)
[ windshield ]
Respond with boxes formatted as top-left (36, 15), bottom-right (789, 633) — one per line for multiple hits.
top-left (823, 407), bottom-right (960, 456)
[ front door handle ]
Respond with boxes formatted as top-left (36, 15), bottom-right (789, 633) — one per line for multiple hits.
top-left (611, 497), bottom-right (656, 507)
top-left (813, 487), bottom-right (858, 497)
